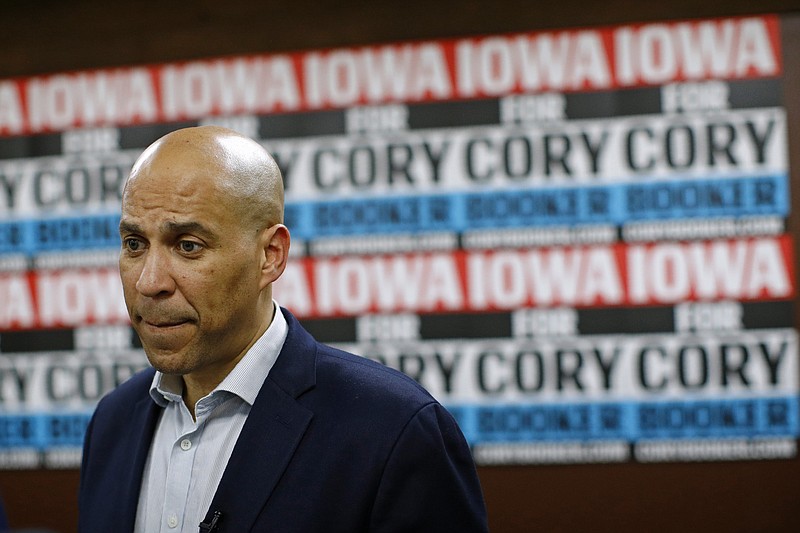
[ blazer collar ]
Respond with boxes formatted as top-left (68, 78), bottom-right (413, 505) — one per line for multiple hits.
top-left (200, 308), bottom-right (317, 531)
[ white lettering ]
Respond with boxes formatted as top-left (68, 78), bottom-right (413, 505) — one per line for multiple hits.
top-left (304, 44), bottom-right (451, 108)
top-left (0, 274), bottom-right (35, 328)
top-left (630, 238), bottom-right (791, 304)
top-left (313, 254), bottom-right (462, 316)
top-left (37, 270), bottom-right (127, 327)
top-left (457, 31), bottom-right (611, 96)
top-left (615, 17), bottom-right (779, 85)
top-left (0, 82), bottom-right (24, 134)
top-left (25, 70), bottom-right (157, 132)
top-left (161, 57), bottom-right (300, 119)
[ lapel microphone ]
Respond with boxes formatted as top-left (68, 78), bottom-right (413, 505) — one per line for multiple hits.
top-left (199, 510), bottom-right (223, 532)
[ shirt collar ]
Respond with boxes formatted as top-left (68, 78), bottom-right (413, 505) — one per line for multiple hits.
top-left (148, 302), bottom-right (289, 408)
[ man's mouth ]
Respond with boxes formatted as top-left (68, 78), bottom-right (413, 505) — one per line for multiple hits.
top-left (145, 320), bottom-right (187, 328)
top-left (138, 314), bottom-right (193, 329)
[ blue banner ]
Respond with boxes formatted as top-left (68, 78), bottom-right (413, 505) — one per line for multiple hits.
top-left (449, 396), bottom-right (800, 444)
top-left (0, 412), bottom-right (92, 449)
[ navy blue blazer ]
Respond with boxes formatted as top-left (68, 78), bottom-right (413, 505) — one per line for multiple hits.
top-left (78, 309), bottom-right (488, 532)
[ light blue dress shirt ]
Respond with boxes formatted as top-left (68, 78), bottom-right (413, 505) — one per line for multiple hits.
top-left (134, 304), bottom-right (288, 533)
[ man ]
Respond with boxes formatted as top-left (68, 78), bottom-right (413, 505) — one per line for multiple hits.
top-left (78, 126), bottom-right (488, 532)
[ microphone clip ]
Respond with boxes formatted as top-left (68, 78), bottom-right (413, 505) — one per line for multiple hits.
top-left (199, 510), bottom-right (222, 532)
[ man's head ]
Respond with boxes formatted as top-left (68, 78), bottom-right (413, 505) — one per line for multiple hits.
top-left (118, 126), bottom-right (290, 389)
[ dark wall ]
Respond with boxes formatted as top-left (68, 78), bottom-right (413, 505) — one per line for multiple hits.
top-left (2, 0), bottom-right (800, 77)
top-left (2, 1), bottom-right (800, 532)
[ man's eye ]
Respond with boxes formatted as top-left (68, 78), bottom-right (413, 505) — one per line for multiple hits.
top-left (179, 241), bottom-right (202, 253)
top-left (124, 238), bottom-right (143, 252)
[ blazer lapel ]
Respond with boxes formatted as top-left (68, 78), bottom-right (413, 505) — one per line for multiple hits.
top-left (201, 309), bottom-right (317, 531)
top-left (118, 393), bottom-right (162, 529)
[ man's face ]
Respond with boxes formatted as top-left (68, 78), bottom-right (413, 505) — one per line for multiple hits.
top-left (118, 146), bottom-right (268, 379)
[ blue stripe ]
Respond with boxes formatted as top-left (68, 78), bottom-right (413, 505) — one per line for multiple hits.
top-left (289, 174), bottom-right (788, 238)
top-left (447, 396), bottom-right (800, 444)
top-left (0, 398), bottom-right (796, 450)
top-left (0, 214), bottom-right (120, 254)
top-left (0, 412), bottom-right (92, 449)
top-left (0, 174), bottom-right (788, 253)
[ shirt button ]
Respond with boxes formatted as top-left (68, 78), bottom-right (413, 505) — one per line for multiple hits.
top-left (180, 439), bottom-right (192, 451)
top-left (167, 514), bottom-right (178, 528)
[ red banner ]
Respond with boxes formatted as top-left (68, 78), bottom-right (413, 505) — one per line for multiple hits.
top-left (276, 235), bottom-right (794, 317)
top-left (0, 16), bottom-right (780, 136)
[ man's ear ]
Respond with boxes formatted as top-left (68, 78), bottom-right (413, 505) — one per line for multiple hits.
top-left (259, 224), bottom-right (291, 289)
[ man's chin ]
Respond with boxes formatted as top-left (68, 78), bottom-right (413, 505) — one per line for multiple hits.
top-left (140, 340), bottom-right (195, 373)
top-left (144, 352), bottom-right (194, 376)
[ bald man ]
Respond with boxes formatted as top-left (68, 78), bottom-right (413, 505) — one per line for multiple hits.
top-left (77, 127), bottom-right (488, 533)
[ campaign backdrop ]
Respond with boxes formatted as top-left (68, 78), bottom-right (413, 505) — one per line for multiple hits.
top-left (0, 14), bottom-right (796, 469)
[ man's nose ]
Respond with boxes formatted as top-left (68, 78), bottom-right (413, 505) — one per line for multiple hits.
top-left (135, 248), bottom-right (176, 297)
